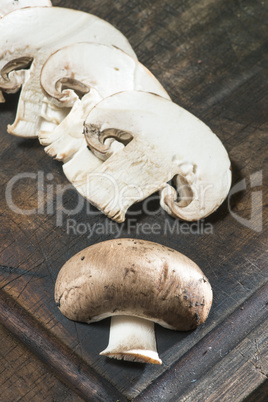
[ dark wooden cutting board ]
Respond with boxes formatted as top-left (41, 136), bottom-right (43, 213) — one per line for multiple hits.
top-left (0, 0), bottom-right (267, 400)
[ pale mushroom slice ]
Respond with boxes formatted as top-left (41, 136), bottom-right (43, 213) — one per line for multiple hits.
top-left (55, 239), bottom-right (213, 364)
top-left (0, 7), bottom-right (136, 138)
top-left (39, 42), bottom-right (170, 188)
top-left (0, 0), bottom-right (52, 18)
top-left (0, 0), bottom-right (52, 103)
top-left (83, 90), bottom-right (232, 222)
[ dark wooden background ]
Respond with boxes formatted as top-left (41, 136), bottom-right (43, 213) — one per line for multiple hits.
top-left (0, 0), bottom-right (267, 400)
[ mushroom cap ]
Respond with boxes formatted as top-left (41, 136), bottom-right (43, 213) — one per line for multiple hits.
top-left (83, 90), bottom-right (231, 221)
top-left (55, 239), bottom-right (213, 331)
top-left (0, 7), bottom-right (136, 137)
top-left (0, 0), bottom-right (52, 18)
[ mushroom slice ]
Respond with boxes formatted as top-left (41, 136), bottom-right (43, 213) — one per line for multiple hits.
top-left (0, 0), bottom-right (52, 18)
top-left (0, 7), bottom-right (136, 138)
top-left (39, 42), bottom-right (169, 162)
top-left (83, 90), bottom-right (231, 222)
top-left (55, 239), bottom-right (213, 364)
top-left (0, 0), bottom-right (52, 103)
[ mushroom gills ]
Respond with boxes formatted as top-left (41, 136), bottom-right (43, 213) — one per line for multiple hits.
top-left (100, 316), bottom-right (162, 364)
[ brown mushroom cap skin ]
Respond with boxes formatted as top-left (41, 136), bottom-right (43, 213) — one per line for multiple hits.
top-left (55, 239), bottom-right (213, 331)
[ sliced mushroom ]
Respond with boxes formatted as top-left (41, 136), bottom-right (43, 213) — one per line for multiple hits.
top-left (0, 0), bottom-right (52, 103)
top-left (55, 239), bottom-right (213, 364)
top-left (0, 7), bottom-right (136, 137)
top-left (82, 90), bottom-right (231, 222)
top-left (39, 42), bottom-right (169, 189)
top-left (0, 0), bottom-right (52, 18)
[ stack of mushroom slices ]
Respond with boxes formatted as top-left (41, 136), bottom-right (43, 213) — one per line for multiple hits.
top-left (0, 3), bottom-right (231, 222)
top-left (0, 5), bottom-right (137, 135)
top-left (40, 44), bottom-right (231, 222)
top-left (39, 42), bottom-right (170, 188)
top-left (55, 239), bottom-right (213, 364)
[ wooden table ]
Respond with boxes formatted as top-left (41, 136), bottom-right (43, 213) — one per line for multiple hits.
top-left (0, 0), bottom-right (267, 400)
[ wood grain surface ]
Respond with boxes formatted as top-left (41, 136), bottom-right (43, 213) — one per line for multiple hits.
top-left (0, 324), bottom-right (82, 402)
top-left (0, 0), bottom-right (267, 400)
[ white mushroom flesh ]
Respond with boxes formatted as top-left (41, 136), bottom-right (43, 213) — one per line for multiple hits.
top-left (83, 90), bottom-right (231, 222)
top-left (0, 0), bottom-right (52, 103)
top-left (100, 316), bottom-right (162, 364)
top-left (39, 42), bottom-right (169, 190)
top-left (0, 0), bottom-right (52, 18)
top-left (0, 7), bottom-right (136, 137)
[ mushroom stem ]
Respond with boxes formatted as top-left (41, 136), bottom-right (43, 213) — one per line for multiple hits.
top-left (100, 316), bottom-right (162, 364)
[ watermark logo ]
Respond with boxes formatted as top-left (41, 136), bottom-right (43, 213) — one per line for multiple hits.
top-left (66, 218), bottom-right (213, 238)
top-left (4, 169), bottom-right (264, 235)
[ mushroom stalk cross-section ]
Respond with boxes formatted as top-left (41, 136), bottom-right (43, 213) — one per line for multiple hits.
top-left (55, 239), bottom-right (213, 364)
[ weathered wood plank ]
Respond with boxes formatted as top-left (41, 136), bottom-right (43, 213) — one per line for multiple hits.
top-left (244, 380), bottom-right (268, 402)
top-left (0, 324), bottom-right (82, 402)
top-left (0, 290), bottom-right (124, 401)
top-left (179, 318), bottom-right (268, 402)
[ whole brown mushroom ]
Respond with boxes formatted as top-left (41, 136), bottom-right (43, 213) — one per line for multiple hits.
top-left (55, 239), bottom-right (213, 364)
